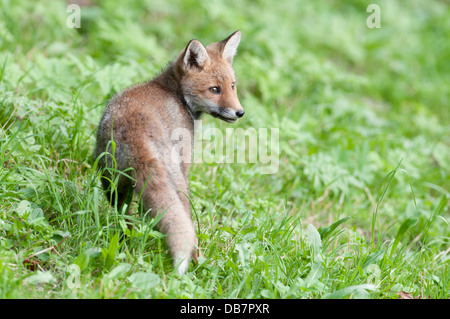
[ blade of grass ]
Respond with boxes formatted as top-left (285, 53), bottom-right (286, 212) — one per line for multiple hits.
top-left (389, 218), bottom-right (417, 258)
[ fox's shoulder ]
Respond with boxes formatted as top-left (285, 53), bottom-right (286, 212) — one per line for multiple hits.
top-left (101, 79), bottom-right (191, 133)
top-left (105, 79), bottom-right (178, 112)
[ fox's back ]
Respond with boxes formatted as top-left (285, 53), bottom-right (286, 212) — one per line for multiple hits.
top-left (95, 80), bottom-right (193, 171)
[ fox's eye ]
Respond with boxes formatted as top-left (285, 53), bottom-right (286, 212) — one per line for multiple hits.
top-left (209, 87), bottom-right (221, 94)
top-left (231, 82), bottom-right (236, 89)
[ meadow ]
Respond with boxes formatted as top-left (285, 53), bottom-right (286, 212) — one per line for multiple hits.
top-left (0, 0), bottom-right (448, 299)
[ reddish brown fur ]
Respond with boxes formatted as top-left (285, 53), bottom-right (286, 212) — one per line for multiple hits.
top-left (94, 31), bottom-right (243, 274)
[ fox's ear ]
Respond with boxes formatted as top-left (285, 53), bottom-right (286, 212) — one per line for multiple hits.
top-left (220, 30), bottom-right (241, 64)
top-left (182, 39), bottom-right (210, 70)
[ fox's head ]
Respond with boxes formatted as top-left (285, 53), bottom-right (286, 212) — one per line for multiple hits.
top-left (175, 31), bottom-right (244, 123)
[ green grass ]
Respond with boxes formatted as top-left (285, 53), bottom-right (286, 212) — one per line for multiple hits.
top-left (0, 0), bottom-right (449, 299)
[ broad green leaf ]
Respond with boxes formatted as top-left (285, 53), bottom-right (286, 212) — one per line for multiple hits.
top-left (323, 284), bottom-right (376, 299)
top-left (103, 233), bottom-right (120, 270)
top-left (74, 251), bottom-right (90, 271)
top-left (127, 272), bottom-right (160, 290)
top-left (235, 242), bottom-right (251, 266)
top-left (308, 224), bottom-right (322, 258)
top-left (26, 271), bottom-right (56, 285)
top-left (107, 263), bottom-right (132, 280)
top-left (15, 200), bottom-right (31, 217)
top-left (305, 261), bottom-right (324, 288)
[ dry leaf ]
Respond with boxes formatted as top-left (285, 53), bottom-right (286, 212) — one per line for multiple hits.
top-left (396, 291), bottom-right (422, 299)
top-left (23, 258), bottom-right (40, 271)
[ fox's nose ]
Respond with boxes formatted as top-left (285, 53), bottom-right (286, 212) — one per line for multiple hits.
top-left (236, 110), bottom-right (245, 118)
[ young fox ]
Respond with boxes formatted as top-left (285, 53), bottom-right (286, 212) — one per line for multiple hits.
top-left (94, 31), bottom-right (244, 274)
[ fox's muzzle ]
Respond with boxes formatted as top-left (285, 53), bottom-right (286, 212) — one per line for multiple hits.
top-left (211, 106), bottom-right (244, 123)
